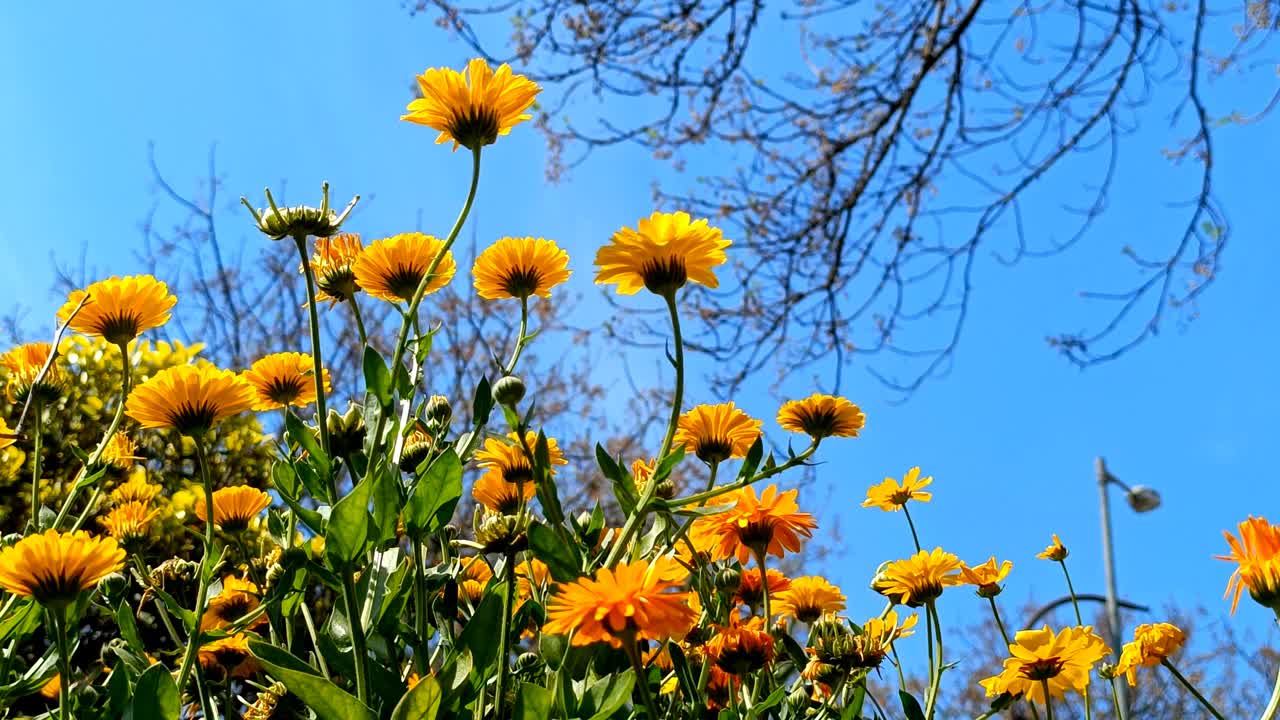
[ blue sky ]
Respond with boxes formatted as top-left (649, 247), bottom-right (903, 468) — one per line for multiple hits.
top-left (2, 1), bottom-right (1277, 665)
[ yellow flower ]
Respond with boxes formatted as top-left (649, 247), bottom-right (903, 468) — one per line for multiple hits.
top-left (1038, 534), bottom-right (1069, 562)
top-left (516, 558), bottom-right (552, 601)
top-left (544, 557), bottom-right (696, 648)
top-left (201, 575), bottom-right (266, 631)
top-left (861, 467), bottom-right (933, 512)
top-left (0, 530), bottom-right (125, 607)
top-left (472, 470), bottom-right (535, 514)
top-left (773, 576), bottom-right (846, 623)
top-left (0, 417), bottom-right (15, 451)
top-left (960, 557), bottom-right (1014, 598)
top-left (112, 474), bottom-right (160, 506)
top-left (99, 433), bottom-right (141, 471)
top-left (872, 547), bottom-right (963, 606)
top-left (38, 673), bottom-right (60, 700)
top-left (695, 484), bottom-right (817, 564)
top-left (850, 610), bottom-right (918, 669)
top-left (1, 343), bottom-right (63, 404)
top-left (1115, 622), bottom-right (1186, 687)
top-left (472, 237), bottom-right (571, 300)
top-left (459, 556), bottom-right (493, 605)
top-left (98, 501), bottom-right (158, 545)
top-left (353, 232), bottom-right (457, 303)
top-left (777, 394), bottom-right (865, 439)
top-left (706, 616), bottom-right (774, 676)
top-left (1217, 516), bottom-right (1280, 613)
top-left (673, 402), bottom-right (762, 464)
top-left (194, 486), bottom-right (272, 532)
top-left (305, 233), bottom-right (364, 304)
top-left (734, 568), bottom-right (791, 608)
top-left (241, 352), bottom-right (331, 412)
top-left (56, 275), bottom-right (176, 344)
top-left (125, 364), bottom-right (255, 435)
top-left (979, 625), bottom-right (1110, 705)
top-left (198, 633), bottom-right (260, 679)
top-left (474, 431), bottom-right (568, 485)
top-left (594, 211), bottom-right (731, 296)
top-left (402, 58), bottom-right (541, 150)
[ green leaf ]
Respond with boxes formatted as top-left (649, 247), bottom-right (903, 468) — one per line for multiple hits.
top-left (74, 465), bottom-right (107, 491)
top-left (273, 459), bottom-right (301, 500)
top-left (844, 681), bottom-right (866, 719)
top-left (668, 642), bottom-right (698, 703)
top-left (598, 444), bottom-right (639, 516)
top-left (292, 459), bottom-right (333, 506)
top-left (370, 460), bottom-right (402, 545)
top-left (0, 599), bottom-right (42, 643)
top-left (115, 602), bottom-right (145, 656)
top-left (286, 410), bottom-right (331, 482)
top-left (471, 376), bottom-right (493, 425)
top-left (581, 670), bottom-right (635, 720)
top-left (123, 663), bottom-right (180, 720)
top-left (248, 641), bottom-right (377, 720)
top-left (326, 475), bottom-right (373, 569)
top-left (362, 346), bottom-right (393, 409)
top-left (455, 587), bottom-right (504, 673)
top-left (736, 436), bottom-right (764, 482)
top-left (899, 690), bottom-right (926, 720)
top-left (528, 522), bottom-right (579, 582)
top-left (403, 449), bottom-right (462, 536)
top-left (513, 683), bottom-right (553, 720)
top-left (390, 673), bottom-right (441, 720)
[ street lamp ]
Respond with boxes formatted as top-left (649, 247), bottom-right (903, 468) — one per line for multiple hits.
top-left (1096, 456), bottom-right (1161, 715)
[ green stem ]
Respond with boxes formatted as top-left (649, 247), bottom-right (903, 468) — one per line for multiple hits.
top-left (666, 441), bottom-right (818, 508)
top-left (340, 570), bottom-right (371, 704)
top-left (53, 612), bottom-right (72, 720)
top-left (902, 504), bottom-right (922, 552)
top-left (988, 596), bottom-right (1012, 647)
top-left (504, 296), bottom-right (530, 374)
top-left (349, 294), bottom-right (369, 348)
top-left (656, 291), bottom-right (684, 462)
top-left (299, 603), bottom-right (330, 677)
top-left (53, 341), bottom-right (131, 529)
top-left (412, 538), bottom-right (430, 674)
top-left (1162, 659), bottom-right (1226, 720)
top-left (624, 635), bottom-right (660, 718)
top-left (923, 601), bottom-right (943, 720)
top-left (176, 437), bottom-right (218, 694)
top-left (222, 678), bottom-right (234, 719)
top-left (494, 550), bottom-right (518, 719)
top-left (133, 555), bottom-right (184, 649)
top-left (29, 400), bottom-right (42, 531)
top-left (753, 547), bottom-right (772, 626)
top-left (1109, 678), bottom-right (1128, 720)
top-left (294, 235), bottom-right (331, 458)
top-left (1262, 657), bottom-right (1280, 720)
top-left (1041, 680), bottom-right (1055, 720)
top-left (1057, 560), bottom-right (1092, 720)
top-left (69, 486), bottom-right (102, 532)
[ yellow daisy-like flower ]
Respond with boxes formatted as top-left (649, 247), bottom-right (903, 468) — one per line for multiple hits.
top-left (696, 484), bottom-right (817, 564)
top-left (1, 343), bottom-right (63, 404)
top-left (198, 633), bottom-right (260, 680)
top-left (472, 470), bottom-right (535, 514)
top-left (735, 568), bottom-right (791, 608)
top-left (99, 433), bottom-right (141, 471)
top-left (305, 233), bottom-right (364, 304)
top-left (241, 352), bottom-right (331, 412)
top-left (960, 557), bottom-right (1014, 598)
top-left (473, 237), bottom-right (571, 300)
top-left (706, 616), bottom-right (775, 676)
top-left (37, 673), bottom-right (60, 700)
top-left (402, 58), bottom-right (541, 150)
top-left (773, 576), bottom-right (846, 623)
top-left (1217, 516), bottom-right (1280, 613)
top-left (849, 610), bottom-right (919, 669)
top-left (112, 474), bottom-right (160, 506)
top-left (201, 575), bottom-right (267, 631)
top-left (594, 211), bottom-right (732, 296)
top-left (673, 402), bottom-right (762, 464)
top-left (98, 501), bottom-right (158, 546)
top-left (516, 558), bottom-right (552, 601)
top-left (872, 547), bottom-right (963, 607)
top-left (1038, 533), bottom-right (1069, 562)
top-left (194, 486), bottom-right (272, 532)
top-left (1115, 622), bottom-right (1186, 687)
top-left (979, 625), bottom-right (1110, 705)
top-left (459, 556), bottom-right (494, 605)
top-left (0, 417), bottom-right (16, 451)
top-left (777, 394), bottom-right (866, 439)
top-left (125, 364), bottom-right (255, 435)
top-left (474, 431), bottom-right (568, 485)
top-left (0, 530), bottom-right (125, 607)
top-left (544, 556), bottom-right (696, 648)
top-left (861, 466), bottom-right (933, 512)
top-left (353, 232), bottom-right (457, 304)
top-left (57, 275), bottom-right (176, 344)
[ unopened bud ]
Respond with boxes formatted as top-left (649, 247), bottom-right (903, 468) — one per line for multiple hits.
top-left (326, 403), bottom-right (365, 459)
top-left (492, 375), bottom-right (526, 407)
top-left (715, 568), bottom-right (742, 594)
top-left (426, 395), bottom-right (452, 426)
top-left (242, 184), bottom-right (358, 241)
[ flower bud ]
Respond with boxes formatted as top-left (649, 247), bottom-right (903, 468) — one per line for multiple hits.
top-left (476, 512), bottom-right (527, 555)
top-left (515, 652), bottom-right (542, 675)
top-left (326, 403), bottom-right (365, 459)
top-left (715, 568), bottom-right (743, 594)
top-left (97, 572), bottom-right (129, 604)
top-left (242, 184), bottom-right (358, 241)
top-left (400, 423), bottom-right (437, 472)
top-left (426, 395), bottom-right (452, 426)
top-left (1098, 662), bottom-right (1119, 681)
top-left (492, 375), bottom-right (526, 407)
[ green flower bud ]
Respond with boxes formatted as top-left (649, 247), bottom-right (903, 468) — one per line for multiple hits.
top-left (242, 183), bottom-right (358, 241)
top-left (492, 375), bottom-right (526, 407)
top-left (426, 395), bottom-right (452, 426)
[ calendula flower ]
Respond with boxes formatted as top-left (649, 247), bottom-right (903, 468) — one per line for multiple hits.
top-left (516, 558), bottom-right (552, 601)
top-left (125, 364), bottom-right (255, 435)
top-left (99, 433), bottom-right (141, 471)
top-left (305, 233), bottom-right (364, 303)
top-left (194, 486), bottom-right (272, 532)
top-left (0, 530), bottom-right (125, 607)
top-left (57, 275), bottom-right (176, 344)
top-left (353, 232), bottom-right (457, 304)
top-left (706, 616), bottom-right (774, 676)
top-left (472, 470), bottom-right (534, 514)
top-left (112, 474), bottom-right (160, 506)
top-left (545, 556), bottom-right (696, 648)
top-left (99, 501), bottom-right (158, 546)
top-left (38, 673), bottom-right (60, 700)
top-left (595, 211), bottom-right (732, 296)
top-left (402, 58), bottom-right (541, 150)
top-left (673, 402), bottom-right (762, 464)
top-left (243, 682), bottom-right (290, 720)
top-left (241, 352), bottom-right (331, 412)
top-left (1217, 516), bottom-right (1280, 613)
top-left (201, 575), bottom-right (266, 631)
top-left (872, 547), bottom-right (963, 606)
top-left (1115, 622), bottom-right (1186, 687)
top-left (474, 431), bottom-right (568, 485)
top-left (735, 568), bottom-right (791, 608)
top-left (861, 466), bottom-right (933, 512)
top-left (243, 184), bottom-right (357, 241)
top-left (961, 557), bottom-right (1014, 598)
top-left (459, 556), bottom-right (494, 605)
top-left (849, 610), bottom-right (918, 669)
top-left (979, 625), bottom-right (1110, 705)
top-left (696, 484), bottom-right (817, 564)
top-left (198, 633), bottom-right (260, 680)
top-left (1, 343), bottom-right (63, 404)
top-left (774, 576), bottom-right (847, 623)
top-left (777, 394), bottom-right (865, 439)
top-left (704, 666), bottom-right (739, 711)
top-left (1038, 534), bottom-right (1069, 562)
top-left (473, 237), bottom-right (571, 300)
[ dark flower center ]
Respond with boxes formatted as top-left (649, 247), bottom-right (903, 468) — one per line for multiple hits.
top-left (386, 266), bottom-right (426, 301)
top-left (265, 377), bottom-right (306, 405)
top-left (640, 256), bottom-right (688, 295)
top-left (795, 602), bottom-right (825, 624)
top-left (714, 640), bottom-right (771, 676)
top-left (97, 311), bottom-right (143, 345)
top-left (168, 402), bottom-right (219, 436)
top-left (502, 267), bottom-right (543, 298)
top-left (694, 436), bottom-right (733, 464)
top-left (1019, 657), bottom-right (1064, 681)
top-left (32, 571), bottom-right (90, 608)
top-left (907, 580), bottom-right (944, 606)
top-left (448, 107), bottom-right (501, 149)
top-left (733, 518), bottom-right (776, 552)
top-left (318, 267), bottom-right (359, 301)
top-left (796, 408), bottom-right (837, 438)
top-left (502, 462), bottom-right (534, 485)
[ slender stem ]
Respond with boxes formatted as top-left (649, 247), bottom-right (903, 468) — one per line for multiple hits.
top-left (1057, 560), bottom-right (1092, 720)
top-left (294, 235), bottom-right (331, 458)
top-left (504, 297), bottom-right (530, 373)
top-left (1108, 678), bottom-right (1128, 720)
top-left (69, 486), bottom-right (102, 532)
top-left (923, 601), bottom-right (944, 720)
top-left (53, 612), bottom-right (72, 720)
top-left (1162, 660), bottom-right (1226, 720)
top-left (349, 294), bottom-right (369, 348)
top-left (222, 678), bottom-right (233, 719)
top-left (1041, 680), bottom-right (1055, 720)
top-left (624, 635), bottom-right (660, 718)
top-left (656, 291), bottom-right (684, 462)
top-left (340, 571), bottom-right (371, 703)
top-left (412, 538), bottom-right (430, 674)
top-left (666, 442), bottom-right (818, 508)
top-left (195, 665), bottom-right (219, 720)
top-left (299, 603), bottom-right (330, 677)
top-left (753, 547), bottom-right (772, 626)
top-left (902, 504), bottom-right (923, 552)
top-left (494, 551), bottom-right (518, 719)
top-left (29, 400), bottom-right (42, 531)
top-left (987, 596), bottom-right (1012, 647)
top-left (53, 342), bottom-right (131, 529)
top-left (1262, 655), bottom-right (1280, 720)
top-left (176, 437), bottom-right (217, 694)
top-left (133, 555), bottom-right (184, 649)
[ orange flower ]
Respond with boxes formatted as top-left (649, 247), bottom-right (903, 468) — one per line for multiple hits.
top-left (696, 484), bottom-right (817, 564)
top-left (960, 557), bottom-right (1013, 598)
top-left (544, 557), bottom-right (695, 648)
top-left (472, 470), bottom-right (535, 514)
top-left (1217, 516), bottom-right (1280, 613)
top-left (673, 402), bottom-right (762, 464)
top-left (1, 343), bottom-right (63, 404)
top-left (125, 364), bottom-right (255, 435)
top-left (872, 547), bottom-right (963, 607)
top-left (862, 466), bottom-right (933, 511)
top-left (0, 530), bottom-right (125, 607)
top-left (705, 616), bottom-right (774, 676)
top-left (459, 556), bottom-right (493, 605)
top-left (241, 352), bottom-right (331, 411)
top-left (776, 394), bottom-right (865, 439)
top-left (773, 576), bottom-right (846, 623)
top-left (402, 58), bottom-right (541, 150)
top-left (734, 568), bottom-right (791, 608)
top-left (57, 275), bottom-right (176, 344)
top-left (474, 431), bottom-right (567, 485)
top-left (194, 486), bottom-right (272, 532)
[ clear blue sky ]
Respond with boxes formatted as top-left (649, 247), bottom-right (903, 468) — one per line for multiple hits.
top-left (2, 2), bottom-right (1277, 660)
